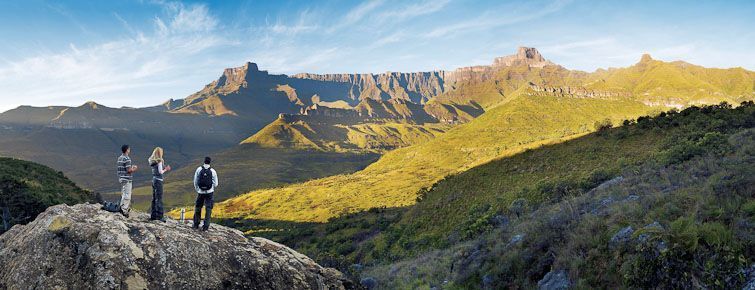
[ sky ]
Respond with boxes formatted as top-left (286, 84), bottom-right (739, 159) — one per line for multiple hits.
top-left (0, 0), bottom-right (754, 113)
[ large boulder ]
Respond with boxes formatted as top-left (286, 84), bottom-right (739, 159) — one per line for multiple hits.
top-left (0, 204), bottom-right (353, 289)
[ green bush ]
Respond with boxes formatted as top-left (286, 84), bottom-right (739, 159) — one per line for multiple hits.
top-left (669, 217), bottom-right (699, 251)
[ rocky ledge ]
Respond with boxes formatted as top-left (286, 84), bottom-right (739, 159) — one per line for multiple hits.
top-left (0, 204), bottom-right (353, 289)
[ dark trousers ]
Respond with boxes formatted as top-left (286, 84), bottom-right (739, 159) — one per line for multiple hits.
top-left (150, 179), bottom-right (164, 220)
top-left (193, 192), bottom-right (214, 229)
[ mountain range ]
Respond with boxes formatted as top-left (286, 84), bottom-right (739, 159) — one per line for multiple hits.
top-left (205, 48), bottom-right (755, 223)
top-left (1, 46), bottom-right (753, 207)
top-left (2, 45), bottom-right (754, 289)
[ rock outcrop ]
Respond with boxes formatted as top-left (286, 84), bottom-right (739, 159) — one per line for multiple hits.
top-left (0, 204), bottom-right (353, 289)
top-left (494, 47), bottom-right (556, 68)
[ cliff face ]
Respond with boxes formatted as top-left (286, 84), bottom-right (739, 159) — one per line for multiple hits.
top-left (0, 204), bottom-right (353, 289)
top-left (290, 47), bottom-right (558, 106)
top-left (291, 71), bottom-right (447, 104)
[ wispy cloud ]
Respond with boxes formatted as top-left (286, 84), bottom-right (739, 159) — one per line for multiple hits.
top-left (0, 2), bottom-right (235, 111)
top-left (265, 9), bottom-right (320, 35)
top-left (327, 0), bottom-right (385, 33)
top-left (375, 0), bottom-right (451, 23)
top-left (424, 0), bottom-right (572, 39)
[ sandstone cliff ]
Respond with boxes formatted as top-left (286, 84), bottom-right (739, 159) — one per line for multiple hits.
top-left (0, 204), bottom-right (353, 289)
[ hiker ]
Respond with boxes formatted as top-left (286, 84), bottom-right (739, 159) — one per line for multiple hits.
top-left (193, 157), bottom-right (218, 231)
top-left (148, 147), bottom-right (171, 221)
top-left (117, 145), bottom-right (138, 217)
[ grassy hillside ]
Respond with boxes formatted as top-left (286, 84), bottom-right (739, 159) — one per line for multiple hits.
top-left (0, 157), bottom-right (92, 234)
top-left (360, 102), bottom-right (755, 289)
top-left (204, 92), bottom-right (655, 222)
top-left (122, 146), bottom-right (378, 211)
top-left (227, 102), bottom-right (754, 289)
top-left (587, 55), bottom-right (755, 106)
top-left (242, 117), bottom-right (451, 153)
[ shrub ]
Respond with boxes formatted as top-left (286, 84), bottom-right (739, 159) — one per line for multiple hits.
top-left (594, 118), bottom-right (613, 134)
top-left (508, 198), bottom-right (528, 218)
top-left (669, 217), bottom-right (698, 251)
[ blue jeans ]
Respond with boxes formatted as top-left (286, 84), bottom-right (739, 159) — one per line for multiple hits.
top-left (150, 179), bottom-right (164, 220)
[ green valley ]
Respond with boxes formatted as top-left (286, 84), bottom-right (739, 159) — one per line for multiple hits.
top-left (225, 102), bottom-right (755, 289)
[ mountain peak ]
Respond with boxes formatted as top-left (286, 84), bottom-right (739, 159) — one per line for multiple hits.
top-left (516, 47), bottom-right (546, 62)
top-left (639, 53), bottom-right (653, 63)
top-left (215, 61), bottom-right (266, 89)
top-left (493, 47), bottom-right (555, 68)
top-left (244, 61), bottom-right (260, 72)
top-left (81, 101), bottom-right (101, 109)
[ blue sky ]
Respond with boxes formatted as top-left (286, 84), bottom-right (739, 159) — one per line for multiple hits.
top-left (0, 0), bottom-right (754, 113)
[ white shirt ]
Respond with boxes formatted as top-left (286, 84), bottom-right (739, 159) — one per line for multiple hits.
top-left (193, 164), bottom-right (218, 193)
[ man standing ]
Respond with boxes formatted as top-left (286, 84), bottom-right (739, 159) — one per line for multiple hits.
top-left (193, 156), bottom-right (218, 231)
top-left (117, 145), bottom-right (138, 217)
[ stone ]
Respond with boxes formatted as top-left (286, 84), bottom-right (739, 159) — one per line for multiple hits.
top-left (537, 269), bottom-right (570, 290)
top-left (360, 277), bottom-right (377, 289)
top-left (507, 234), bottom-right (525, 247)
top-left (610, 226), bottom-right (634, 249)
top-left (0, 204), bottom-right (352, 289)
top-left (742, 264), bottom-right (755, 290)
top-left (482, 273), bottom-right (494, 287)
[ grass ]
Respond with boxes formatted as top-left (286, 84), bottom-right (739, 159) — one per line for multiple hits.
top-left (242, 117), bottom-right (451, 153)
top-left (0, 157), bottom-right (92, 233)
top-left (235, 102), bottom-right (754, 289)
top-left (205, 93), bottom-right (655, 223)
top-left (116, 146), bottom-right (378, 211)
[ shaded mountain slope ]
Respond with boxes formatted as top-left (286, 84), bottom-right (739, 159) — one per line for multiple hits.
top-left (0, 157), bottom-right (92, 234)
top-left (120, 147), bottom-right (379, 211)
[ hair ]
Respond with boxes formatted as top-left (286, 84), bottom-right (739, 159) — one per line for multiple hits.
top-left (204, 157), bottom-right (212, 165)
top-left (121, 145), bottom-right (129, 153)
top-left (149, 147), bottom-right (164, 164)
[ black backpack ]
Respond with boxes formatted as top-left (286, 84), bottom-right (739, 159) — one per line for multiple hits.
top-left (197, 167), bottom-right (214, 191)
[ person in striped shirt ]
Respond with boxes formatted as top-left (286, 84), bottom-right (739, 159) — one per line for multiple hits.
top-left (117, 145), bottom-right (138, 217)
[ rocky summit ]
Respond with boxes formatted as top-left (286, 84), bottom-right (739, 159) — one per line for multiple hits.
top-left (0, 204), bottom-right (353, 290)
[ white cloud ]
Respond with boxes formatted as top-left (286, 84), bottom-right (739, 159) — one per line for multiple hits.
top-left (327, 0), bottom-right (385, 32)
top-left (376, 0), bottom-right (451, 23)
top-left (265, 9), bottom-right (319, 35)
top-left (0, 3), bottom-right (235, 113)
top-left (424, 0), bottom-right (572, 39)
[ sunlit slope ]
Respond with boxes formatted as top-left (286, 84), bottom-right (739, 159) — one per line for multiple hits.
top-left (587, 55), bottom-right (755, 106)
top-left (209, 93), bottom-right (654, 222)
top-left (242, 117), bottom-right (451, 152)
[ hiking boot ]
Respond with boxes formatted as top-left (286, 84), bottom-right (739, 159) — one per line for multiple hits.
top-left (120, 209), bottom-right (130, 218)
top-left (201, 225), bottom-right (209, 231)
top-left (159, 217), bottom-right (167, 222)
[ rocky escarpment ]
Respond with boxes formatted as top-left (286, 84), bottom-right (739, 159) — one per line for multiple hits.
top-left (291, 71), bottom-right (447, 104)
top-left (493, 46), bottom-right (556, 68)
top-left (527, 82), bottom-right (631, 99)
top-left (290, 47), bottom-right (557, 105)
top-left (0, 204), bottom-right (353, 289)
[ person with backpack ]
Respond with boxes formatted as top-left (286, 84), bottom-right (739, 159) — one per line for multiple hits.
top-left (193, 157), bottom-right (218, 231)
top-left (116, 145), bottom-right (138, 217)
top-left (148, 147), bottom-right (171, 222)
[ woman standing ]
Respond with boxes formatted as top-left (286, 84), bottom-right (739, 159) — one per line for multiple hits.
top-left (148, 147), bottom-right (171, 221)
